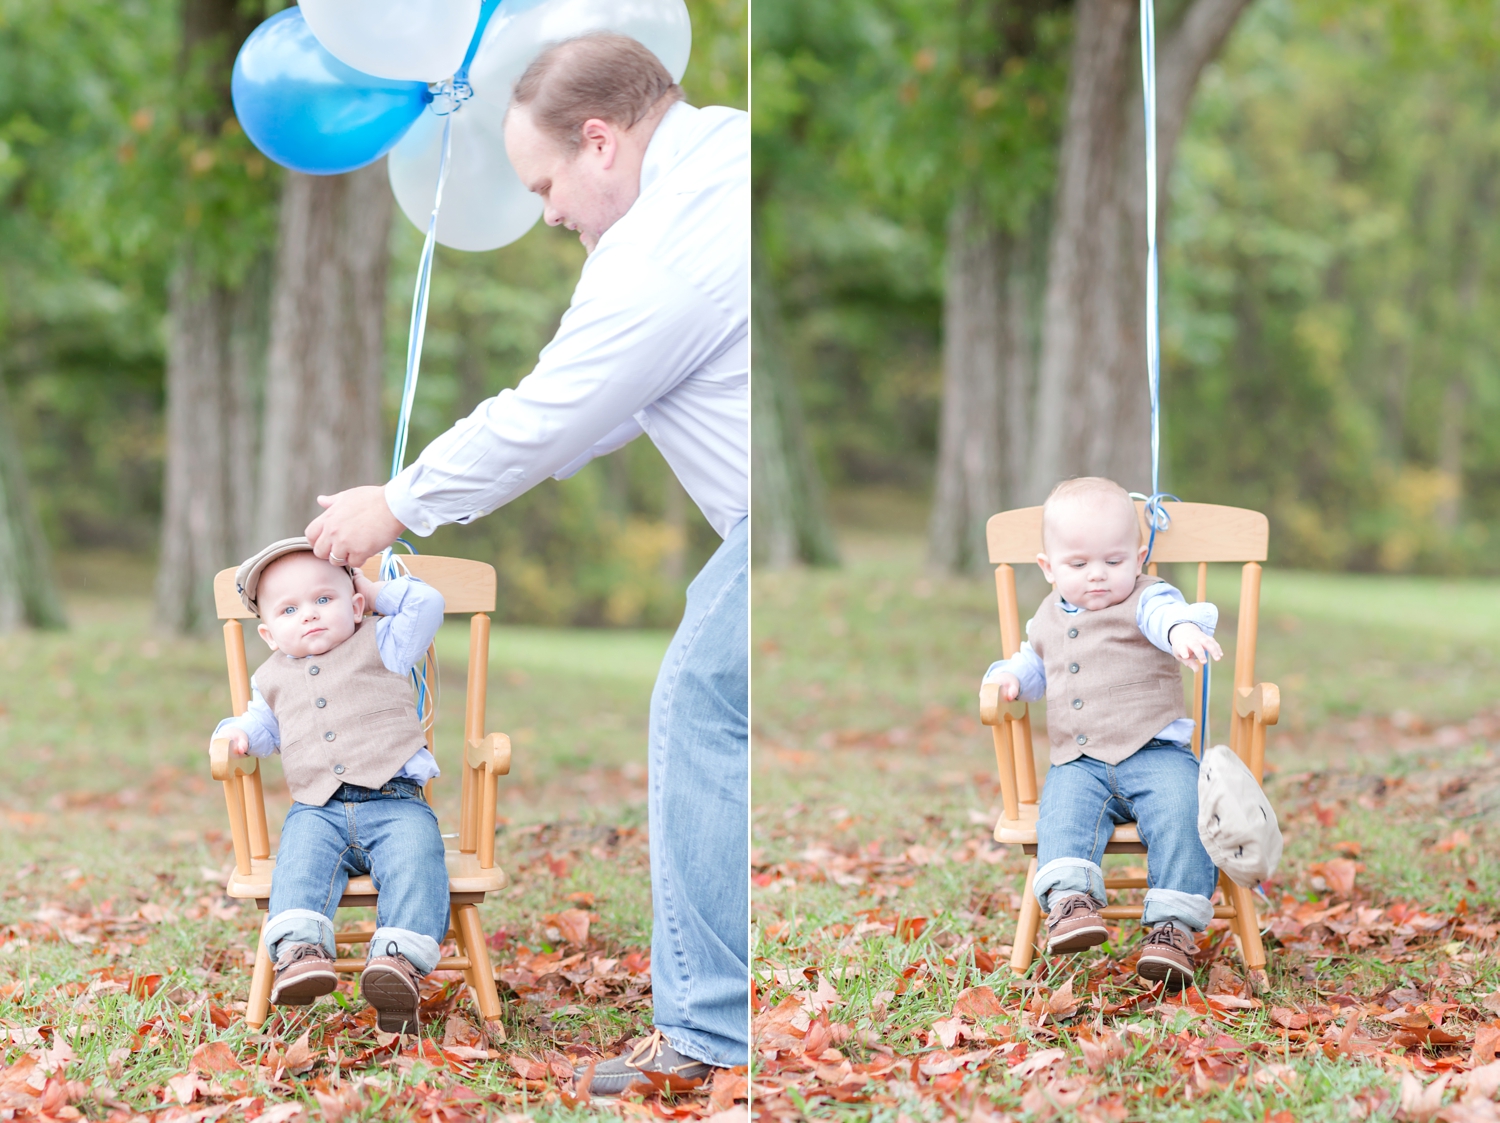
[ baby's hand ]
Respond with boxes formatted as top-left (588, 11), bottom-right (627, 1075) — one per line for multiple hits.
top-left (225, 727), bottom-right (250, 756)
top-left (1169, 622), bottom-right (1223, 669)
top-left (353, 571), bottom-right (384, 612)
top-left (988, 672), bottom-right (1022, 702)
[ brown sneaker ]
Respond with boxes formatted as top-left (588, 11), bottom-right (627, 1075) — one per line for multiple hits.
top-left (269, 943), bottom-right (337, 1006)
top-left (1046, 893), bottom-right (1110, 953)
top-left (361, 953), bottom-right (422, 1034)
top-left (1136, 924), bottom-right (1197, 987)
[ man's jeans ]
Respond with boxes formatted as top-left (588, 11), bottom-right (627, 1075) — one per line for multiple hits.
top-left (265, 779), bottom-right (449, 974)
top-left (649, 515), bottom-right (748, 1067)
top-left (1034, 740), bottom-right (1219, 931)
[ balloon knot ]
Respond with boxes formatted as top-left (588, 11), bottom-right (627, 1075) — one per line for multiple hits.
top-left (428, 78), bottom-right (473, 116)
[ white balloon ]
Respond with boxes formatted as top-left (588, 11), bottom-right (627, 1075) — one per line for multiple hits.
top-left (388, 100), bottom-right (544, 252)
top-left (466, 0), bottom-right (691, 113)
top-left (299, 0), bottom-right (481, 82)
top-left (387, 0), bottom-right (692, 251)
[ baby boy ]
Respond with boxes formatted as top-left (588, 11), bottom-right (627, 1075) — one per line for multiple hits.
top-left (213, 537), bottom-right (448, 1032)
top-left (984, 477), bottom-right (1222, 986)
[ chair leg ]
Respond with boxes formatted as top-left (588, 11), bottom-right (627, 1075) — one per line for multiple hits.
top-left (453, 902), bottom-right (503, 1024)
top-left (1221, 873), bottom-right (1269, 993)
top-left (246, 925), bottom-right (275, 1029)
top-left (1011, 858), bottom-right (1041, 975)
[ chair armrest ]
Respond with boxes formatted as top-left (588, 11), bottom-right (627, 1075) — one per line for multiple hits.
top-left (468, 733), bottom-right (511, 776)
top-left (209, 737), bottom-right (260, 781)
top-left (1234, 682), bottom-right (1280, 726)
top-left (979, 682), bottom-right (1029, 727)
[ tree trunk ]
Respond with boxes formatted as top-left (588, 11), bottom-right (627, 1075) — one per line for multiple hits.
top-left (928, 194), bottom-right (1045, 571)
top-left (751, 243), bottom-right (839, 568)
top-left (153, 0), bottom-right (265, 633)
top-left (1029, 0), bottom-right (1252, 502)
top-left (0, 371), bottom-right (65, 631)
top-left (154, 261), bottom-right (268, 631)
top-left (256, 164), bottom-right (394, 542)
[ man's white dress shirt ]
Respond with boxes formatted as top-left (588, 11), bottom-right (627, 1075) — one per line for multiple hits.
top-left (386, 101), bottom-right (749, 540)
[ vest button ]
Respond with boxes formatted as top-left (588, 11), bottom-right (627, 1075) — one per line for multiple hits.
top-left (1072, 698), bottom-right (1083, 709)
top-left (333, 764), bottom-right (345, 775)
top-left (324, 731), bottom-right (336, 741)
top-left (315, 698), bottom-right (327, 708)
top-left (309, 665), bottom-right (320, 676)
top-left (1069, 662), bottom-right (1080, 673)
top-left (1076, 734), bottom-right (1088, 745)
top-left (1068, 628), bottom-right (1079, 638)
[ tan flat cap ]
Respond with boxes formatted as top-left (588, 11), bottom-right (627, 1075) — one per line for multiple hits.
top-left (235, 536), bottom-right (358, 614)
top-left (1197, 743), bottom-right (1283, 888)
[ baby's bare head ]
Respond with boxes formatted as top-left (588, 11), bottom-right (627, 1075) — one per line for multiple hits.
top-left (1041, 477), bottom-right (1140, 555)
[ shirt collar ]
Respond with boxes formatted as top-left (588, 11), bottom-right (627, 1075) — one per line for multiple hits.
top-left (637, 100), bottom-right (696, 198)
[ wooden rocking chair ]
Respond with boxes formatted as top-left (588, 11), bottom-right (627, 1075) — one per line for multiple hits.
top-left (978, 502), bottom-right (1279, 987)
top-left (208, 555), bottom-right (511, 1029)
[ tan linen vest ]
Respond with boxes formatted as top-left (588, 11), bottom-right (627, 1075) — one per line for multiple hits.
top-left (255, 620), bottom-right (426, 806)
top-left (1029, 573), bottom-right (1188, 766)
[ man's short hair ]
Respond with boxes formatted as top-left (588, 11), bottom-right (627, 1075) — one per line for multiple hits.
top-left (510, 32), bottom-right (683, 149)
top-left (1042, 477), bottom-right (1141, 549)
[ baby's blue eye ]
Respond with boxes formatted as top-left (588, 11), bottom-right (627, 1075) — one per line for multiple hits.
top-left (282, 605), bottom-right (296, 615)
top-left (316, 595), bottom-right (330, 605)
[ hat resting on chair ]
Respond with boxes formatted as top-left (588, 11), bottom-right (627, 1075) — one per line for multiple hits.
top-left (235, 536), bottom-right (359, 614)
top-left (1197, 744), bottom-right (1282, 888)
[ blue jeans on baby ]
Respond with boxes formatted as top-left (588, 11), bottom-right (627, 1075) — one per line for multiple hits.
top-left (265, 778), bottom-right (450, 974)
top-left (649, 515), bottom-right (748, 1068)
top-left (1034, 739), bottom-right (1218, 930)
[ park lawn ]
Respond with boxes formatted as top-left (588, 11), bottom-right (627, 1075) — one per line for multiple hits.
top-left (0, 581), bottom-right (741, 1120)
top-left (752, 531), bottom-right (1500, 1121)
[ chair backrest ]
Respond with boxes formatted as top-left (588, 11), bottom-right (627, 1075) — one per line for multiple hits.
top-left (984, 502), bottom-right (1270, 821)
top-left (210, 554), bottom-right (500, 871)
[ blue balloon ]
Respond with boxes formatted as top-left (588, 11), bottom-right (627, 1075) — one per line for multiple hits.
top-left (232, 8), bottom-right (430, 176)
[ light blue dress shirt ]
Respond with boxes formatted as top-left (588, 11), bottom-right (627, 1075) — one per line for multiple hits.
top-left (213, 576), bottom-right (445, 784)
top-left (982, 581), bottom-right (1218, 745)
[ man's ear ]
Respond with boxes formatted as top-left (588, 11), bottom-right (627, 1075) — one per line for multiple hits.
top-left (351, 591), bottom-right (367, 619)
top-left (1036, 551), bottom-right (1055, 585)
top-left (579, 117), bottom-right (617, 167)
top-left (256, 623), bottom-right (278, 652)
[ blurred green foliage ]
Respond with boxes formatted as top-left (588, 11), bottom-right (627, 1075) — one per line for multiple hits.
top-left (762, 0), bottom-right (1500, 574)
top-left (0, 0), bottom-right (745, 625)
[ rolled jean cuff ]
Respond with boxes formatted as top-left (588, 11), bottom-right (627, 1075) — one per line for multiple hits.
top-left (368, 927), bottom-right (441, 976)
top-left (264, 909), bottom-right (336, 959)
top-left (1142, 889), bottom-right (1214, 931)
top-left (1034, 858), bottom-right (1106, 910)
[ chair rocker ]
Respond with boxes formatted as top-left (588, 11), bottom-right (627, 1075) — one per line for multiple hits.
top-left (208, 555), bottom-right (511, 1029)
top-left (978, 501), bottom-right (1279, 988)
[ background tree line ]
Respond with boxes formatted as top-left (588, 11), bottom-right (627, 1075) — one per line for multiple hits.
top-left (0, 0), bottom-right (745, 632)
top-left (754, 0), bottom-right (1500, 576)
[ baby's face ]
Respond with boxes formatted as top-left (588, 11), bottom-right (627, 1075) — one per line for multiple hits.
top-left (255, 553), bottom-right (365, 659)
top-left (1036, 496), bottom-right (1147, 611)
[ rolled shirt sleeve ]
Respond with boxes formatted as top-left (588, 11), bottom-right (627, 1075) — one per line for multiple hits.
top-left (981, 615), bottom-right (1048, 703)
top-left (373, 576), bottom-right (446, 676)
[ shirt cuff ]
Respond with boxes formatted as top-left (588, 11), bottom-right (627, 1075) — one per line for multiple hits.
top-left (384, 474), bottom-right (435, 538)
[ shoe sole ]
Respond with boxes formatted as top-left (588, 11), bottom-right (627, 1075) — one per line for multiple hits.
top-left (271, 969), bottom-right (338, 1006)
top-left (1047, 923), bottom-right (1110, 953)
top-left (1136, 953), bottom-right (1194, 987)
top-left (361, 966), bottom-right (420, 1034)
top-left (579, 1067), bottom-right (712, 1098)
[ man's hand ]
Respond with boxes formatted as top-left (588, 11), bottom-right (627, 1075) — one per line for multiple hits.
top-left (225, 727), bottom-right (250, 757)
top-left (305, 485), bottom-right (405, 569)
top-left (1169, 622), bottom-right (1223, 670)
top-left (987, 672), bottom-right (1022, 702)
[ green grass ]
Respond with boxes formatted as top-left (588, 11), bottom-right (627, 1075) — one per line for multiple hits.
top-left (0, 583), bottom-right (694, 1119)
top-left (753, 531), bottom-right (1500, 1120)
